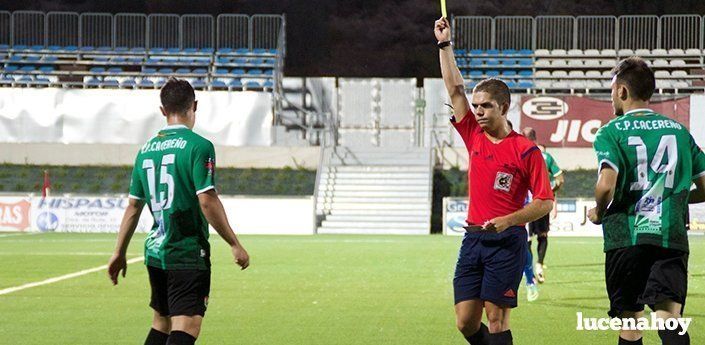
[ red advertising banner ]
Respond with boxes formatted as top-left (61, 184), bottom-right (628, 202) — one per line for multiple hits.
top-left (519, 96), bottom-right (691, 147)
top-left (0, 198), bottom-right (31, 231)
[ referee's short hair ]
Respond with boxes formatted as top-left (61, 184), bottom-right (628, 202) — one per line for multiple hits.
top-left (473, 78), bottom-right (511, 109)
top-left (611, 57), bottom-right (655, 101)
top-left (160, 77), bottom-right (195, 115)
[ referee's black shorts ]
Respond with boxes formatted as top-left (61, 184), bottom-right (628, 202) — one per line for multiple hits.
top-left (147, 265), bottom-right (211, 317)
top-left (605, 244), bottom-right (688, 318)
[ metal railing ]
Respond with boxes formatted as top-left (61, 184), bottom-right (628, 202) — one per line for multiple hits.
top-left (454, 14), bottom-right (705, 50)
top-left (0, 11), bottom-right (283, 50)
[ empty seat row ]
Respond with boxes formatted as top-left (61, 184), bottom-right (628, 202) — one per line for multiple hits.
top-left (463, 70), bottom-right (533, 78)
top-left (458, 58), bottom-right (533, 67)
top-left (534, 48), bottom-right (703, 56)
top-left (217, 48), bottom-right (278, 55)
top-left (216, 57), bottom-right (276, 65)
top-left (466, 80), bottom-right (534, 89)
top-left (455, 49), bottom-right (533, 56)
top-left (535, 59), bottom-right (616, 67)
top-left (214, 68), bottom-right (275, 76)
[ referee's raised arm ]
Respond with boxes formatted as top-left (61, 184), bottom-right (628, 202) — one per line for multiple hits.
top-left (435, 17), bottom-right (470, 121)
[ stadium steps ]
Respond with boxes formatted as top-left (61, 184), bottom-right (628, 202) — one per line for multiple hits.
top-left (316, 147), bottom-right (432, 235)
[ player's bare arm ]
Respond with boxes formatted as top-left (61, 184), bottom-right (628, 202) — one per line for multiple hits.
top-left (108, 198), bottom-right (145, 285)
top-left (484, 198), bottom-right (553, 232)
top-left (435, 17), bottom-right (470, 121)
top-left (689, 175), bottom-right (705, 204)
top-left (198, 189), bottom-right (250, 270)
top-left (588, 165), bottom-right (618, 224)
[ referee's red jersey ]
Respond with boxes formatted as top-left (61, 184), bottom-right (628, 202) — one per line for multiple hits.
top-left (452, 110), bottom-right (554, 226)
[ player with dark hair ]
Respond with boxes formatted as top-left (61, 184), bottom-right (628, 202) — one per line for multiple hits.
top-left (107, 78), bottom-right (250, 345)
top-left (521, 126), bottom-right (564, 283)
top-left (435, 17), bottom-right (554, 345)
top-left (588, 57), bottom-right (705, 345)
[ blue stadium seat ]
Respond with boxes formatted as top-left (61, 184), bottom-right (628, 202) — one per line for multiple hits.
top-left (518, 81), bottom-right (534, 88)
top-left (200, 48), bottom-right (214, 54)
top-left (5, 65), bottom-right (19, 72)
top-left (43, 56), bottom-right (58, 63)
top-left (39, 66), bottom-right (54, 73)
top-left (253, 48), bottom-right (267, 55)
top-left (90, 67), bottom-right (106, 73)
top-left (30, 45), bottom-right (44, 51)
top-left (228, 79), bottom-right (243, 88)
top-left (469, 59), bottom-right (483, 67)
top-left (505, 81), bottom-right (517, 88)
top-left (518, 49), bottom-right (533, 55)
top-left (158, 68), bottom-right (174, 74)
top-left (154, 79), bottom-right (167, 87)
top-left (48, 45), bottom-right (62, 51)
top-left (235, 48), bottom-right (250, 55)
top-left (502, 49), bottom-right (518, 55)
top-left (264, 69), bottom-right (275, 76)
top-left (138, 79), bottom-right (154, 88)
top-left (468, 70), bottom-right (483, 78)
top-left (502, 70), bottom-right (517, 77)
top-left (268, 49), bottom-right (277, 55)
top-left (121, 79), bottom-right (136, 87)
top-left (17, 76), bottom-right (33, 83)
top-left (94, 56), bottom-right (110, 62)
top-left (249, 58), bottom-right (263, 65)
top-left (211, 80), bottom-right (227, 88)
top-left (115, 46), bottom-right (129, 52)
top-left (486, 70), bottom-right (500, 77)
top-left (9, 55), bottom-right (23, 62)
top-left (216, 57), bottom-right (230, 64)
top-left (167, 48), bottom-right (181, 54)
top-left (234, 57), bottom-right (248, 65)
top-left (25, 56), bottom-right (41, 62)
top-left (0, 75), bottom-right (14, 84)
top-left (130, 47), bottom-right (146, 53)
top-left (183, 48), bottom-right (198, 53)
top-left (176, 68), bottom-right (191, 74)
top-left (111, 57), bottom-right (127, 63)
top-left (245, 80), bottom-right (261, 89)
top-left (262, 58), bottom-right (276, 66)
top-left (108, 67), bottom-right (123, 73)
top-left (218, 48), bottom-right (234, 54)
top-left (13, 45), bottom-right (29, 51)
top-left (146, 58), bottom-right (161, 64)
top-left (192, 68), bottom-right (208, 74)
top-left (263, 80), bottom-right (274, 88)
top-left (127, 57), bottom-right (143, 64)
top-left (485, 59), bottom-right (500, 66)
top-left (231, 68), bottom-right (246, 76)
top-left (142, 67), bottom-right (157, 74)
top-left (215, 68), bottom-right (229, 75)
top-left (0, 44), bottom-right (9, 51)
top-left (466, 81), bottom-right (478, 89)
top-left (86, 78), bottom-right (101, 87)
top-left (454, 49), bottom-right (467, 56)
top-left (65, 45), bottom-right (78, 52)
top-left (191, 79), bottom-right (207, 88)
top-left (97, 46), bottom-right (112, 52)
top-left (150, 47), bottom-right (166, 54)
top-left (247, 69), bottom-right (263, 75)
top-left (486, 49), bottom-right (500, 55)
top-left (469, 49), bottom-right (484, 56)
top-left (101, 79), bottom-right (119, 87)
top-left (501, 59), bottom-right (516, 66)
top-left (20, 65), bottom-right (37, 72)
top-left (80, 46), bottom-right (95, 52)
top-left (518, 59), bottom-right (533, 66)
top-left (518, 70), bottom-right (533, 77)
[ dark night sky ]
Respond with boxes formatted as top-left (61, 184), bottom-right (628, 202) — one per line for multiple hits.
top-left (1, 0), bottom-right (703, 77)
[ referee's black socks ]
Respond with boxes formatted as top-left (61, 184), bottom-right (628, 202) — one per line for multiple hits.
top-left (488, 330), bottom-right (512, 345)
top-left (658, 326), bottom-right (690, 345)
top-left (464, 322), bottom-right (489, 345)
top-left (166, 331), bottom-right (196, 345)
top-left (144, 328), bottom-right (169, 345)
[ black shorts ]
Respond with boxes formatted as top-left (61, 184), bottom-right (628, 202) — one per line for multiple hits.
top-left (528, 214), bottom-right (550, 236)
top-left (605, 245), bottom-right (688, 318)
top-left (147, 266), bottom-right (211, 317)
top-left (453, 226), bottom-right (527, 307)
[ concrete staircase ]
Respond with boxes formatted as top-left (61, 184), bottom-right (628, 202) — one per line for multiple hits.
top-left (315, 147), bottom-right (433, 234)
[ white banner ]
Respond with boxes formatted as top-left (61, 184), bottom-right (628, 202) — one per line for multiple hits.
top-left (0, 88), bottom-right (272, 146)
top-left (30, 196), bottom-right (153, 233)
top-left (219, 196), bottom-right (315, 235)
top-left (442, 197), bottom-right (603, 237)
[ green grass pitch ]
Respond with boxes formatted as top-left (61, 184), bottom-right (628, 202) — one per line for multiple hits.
top-left (1, 233), bottom-right (704, 344)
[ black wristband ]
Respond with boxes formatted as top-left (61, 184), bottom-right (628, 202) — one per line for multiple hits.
top-left (437, 41), bottom-right (452, 49)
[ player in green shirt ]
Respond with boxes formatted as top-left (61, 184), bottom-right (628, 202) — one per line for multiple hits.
top-left (107, 78), bottom-right (250, 345)
top-left (588, 57), bottom-right (705, 345)
top-left (522, 127), bottom-right (564, 284)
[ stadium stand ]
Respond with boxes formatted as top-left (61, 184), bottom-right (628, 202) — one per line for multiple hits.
top-left (0, 12), bottom-right (283, 91)
top-left (453, 15), bottom-right (705, 94)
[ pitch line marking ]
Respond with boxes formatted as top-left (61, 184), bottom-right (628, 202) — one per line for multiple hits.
top-left (0, 256), bottom-right (144, 296)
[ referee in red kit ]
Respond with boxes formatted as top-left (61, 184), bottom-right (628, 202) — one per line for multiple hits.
top-left (435, 17), bottom-right (554, 345)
